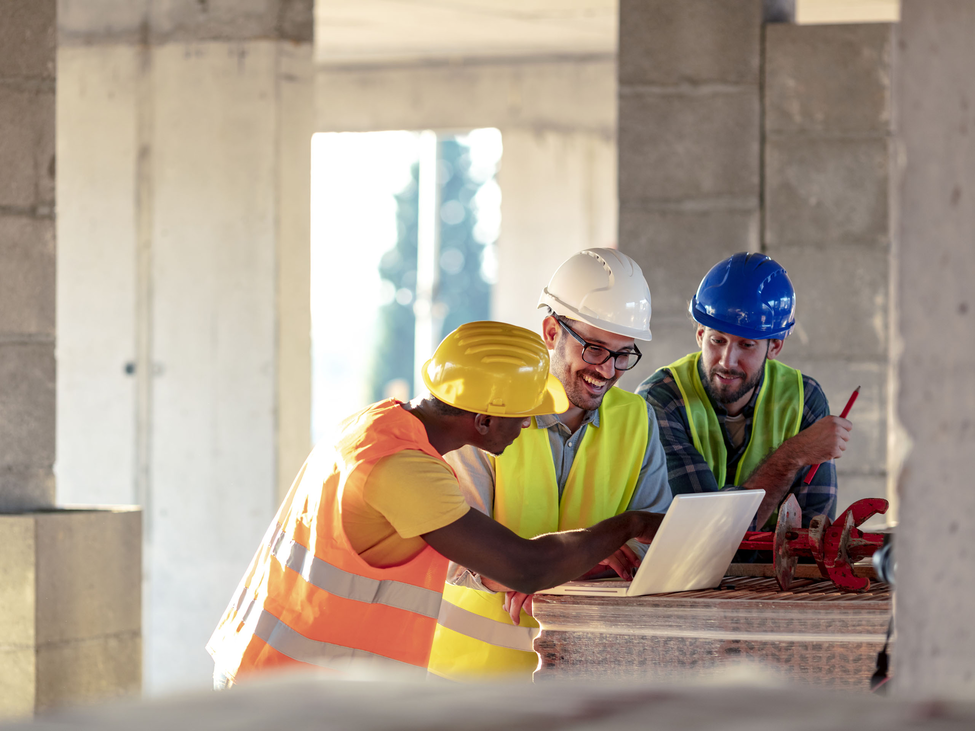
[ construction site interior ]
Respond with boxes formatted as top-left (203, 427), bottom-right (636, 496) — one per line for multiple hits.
top-left (1, 1), bottom-right (973, 728)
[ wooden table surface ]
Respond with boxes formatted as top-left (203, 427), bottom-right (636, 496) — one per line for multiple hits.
top-left (533, 576), bottom-right (892, 689)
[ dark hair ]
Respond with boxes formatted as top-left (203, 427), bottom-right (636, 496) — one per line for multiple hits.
top-left (429, 396), bottom-right (471, 418)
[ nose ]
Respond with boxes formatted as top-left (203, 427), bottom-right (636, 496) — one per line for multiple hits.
top-left (593, 357), bottom-right (617, 379)
top-left (717, 343), bottom-right (737, 370)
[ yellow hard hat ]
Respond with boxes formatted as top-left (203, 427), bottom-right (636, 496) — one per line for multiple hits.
top-left (422, 321), bottom-right (569, 416)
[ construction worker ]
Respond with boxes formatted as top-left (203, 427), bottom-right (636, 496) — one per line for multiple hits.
top-left (428, 249), bottom-right (672, 681)
top-left (206, 321), bottom-right (664, 687)
top-left (637, 252), bottom-right (847, 534)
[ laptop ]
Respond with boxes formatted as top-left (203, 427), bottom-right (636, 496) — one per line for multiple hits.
top-left (538, 490), bottom-right (765, 597)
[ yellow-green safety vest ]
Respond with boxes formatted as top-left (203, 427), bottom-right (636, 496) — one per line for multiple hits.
top-left (666, 353), bottom-right (803, 525)
top-left (427, 388), bottom-right (649, 681)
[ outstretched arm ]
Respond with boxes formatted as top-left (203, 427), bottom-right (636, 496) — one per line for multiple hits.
top-left (422, 508), bottom-right (664, 596)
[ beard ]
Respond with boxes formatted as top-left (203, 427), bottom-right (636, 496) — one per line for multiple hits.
top-left (550, 338), bottom-right (619, 412)
top-left (702, 361), bottom-right (764, 405)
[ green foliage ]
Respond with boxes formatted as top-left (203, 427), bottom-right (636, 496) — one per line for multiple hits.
top-left (367, 137), bottom-right (494, 402)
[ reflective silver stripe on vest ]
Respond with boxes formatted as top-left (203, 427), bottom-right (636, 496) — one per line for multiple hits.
top-left (436, 597), bottom-right (539, 652)
top-left (249, 604), bottom-right (427, 677)
top-left (268, 525), bottom-right (443, 619)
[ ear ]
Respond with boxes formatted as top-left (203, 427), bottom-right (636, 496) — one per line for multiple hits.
top-left (472, 413), bottom-right (492, 436)
top-left (766, 338), bottom-right (785, 360)
top-left (541, 315), bottom-right (560, 349)
top-left (695, 325), bottom-right (706, 348)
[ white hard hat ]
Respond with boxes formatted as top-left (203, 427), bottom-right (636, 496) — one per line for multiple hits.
top-left (537, 248), bottom-right (652, 341)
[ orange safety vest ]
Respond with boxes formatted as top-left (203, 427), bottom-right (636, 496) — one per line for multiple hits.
top-left (206, 399), bottom-right (451, 681)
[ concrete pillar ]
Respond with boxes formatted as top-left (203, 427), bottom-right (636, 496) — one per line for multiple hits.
top-left (0, 509), bottom-right (142, 717)
top-left (0, 0), bottom-right (56, 513)
top-left (764, 22), bottom-right (895, 520)
top-left (616, 3), bottom-right (895, 524)
top-left (616, 0), bottom-right (764, 390)
top-left (315, 59), bottom-right (618, 333)
top-left (0, 1), bottom-right (142, 718)
top-left (893, 0), bottom-right (975, 699)
top-left (57, 0), bottom-right (313, 694)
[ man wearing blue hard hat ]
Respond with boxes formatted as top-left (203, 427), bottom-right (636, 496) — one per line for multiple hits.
top-left (637, 252), bottom-right (849, 530)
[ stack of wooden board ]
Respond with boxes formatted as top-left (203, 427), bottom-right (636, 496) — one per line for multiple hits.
top-left (533, 577), bottom-right (891, 689)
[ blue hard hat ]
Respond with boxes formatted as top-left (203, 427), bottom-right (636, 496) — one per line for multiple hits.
top-left (689, 252), bottom-right (796, 340)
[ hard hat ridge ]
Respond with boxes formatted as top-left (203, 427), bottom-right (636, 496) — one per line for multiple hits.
top-left (537, 248), bottom-right (653, 341)
top-left (690, 252), bottom-right (796, 340)
top-left (422, 321), bottom-right (569, 417)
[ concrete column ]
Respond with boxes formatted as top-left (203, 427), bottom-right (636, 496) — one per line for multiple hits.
top-left (893, 0), bottom-right (975, 699)
top-left (0, 0), bottom-right (56, 513)
top-left (764, 23), bottom-right (895, 520)
top-left (315, 59), bottom-right (618, 333)
top-left (616, 0), bottom-right (764, 390)
top-left (57, 0), bottom-right (313, 694)
top-left (0, 509), bottom-right (142, 717)
top-left (0, 1), bottom-right (143, 718)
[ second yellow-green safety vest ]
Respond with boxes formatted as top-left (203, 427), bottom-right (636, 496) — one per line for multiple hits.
top-left (427, 388), bottom-right (649, 681)
top-left (665, 353), bottom-right (804, 525)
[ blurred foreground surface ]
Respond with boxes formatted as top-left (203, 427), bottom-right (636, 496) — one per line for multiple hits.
top-left (3, 673), bottom-right (973, 731)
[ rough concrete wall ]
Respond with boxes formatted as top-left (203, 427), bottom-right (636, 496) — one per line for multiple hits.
top-left (315, 60), bottom-right (615, 136)
top-left (315, 59), bottom-right (618, 335)
top-left (275, 45), bottom-right (313, 505)
top-left (764, 23), bottom-right (894, 520)
top-left (56, 45), bottom-right (141, 507)
top-left (616, 0), bottom-right (764, 391)
top-left (0, 0), bottom-right (57, 512)
top-left (893, 0), bottom-right (975, 699)
top-left (57, 1), bottom-right (312, 694)
top-left (495, 129), bottom-right (617, 332)
top-left (144, 39), bottom-right (280, 695)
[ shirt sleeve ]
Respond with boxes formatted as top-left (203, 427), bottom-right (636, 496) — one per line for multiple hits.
top-left (637, 370), bottom-right (723, 495)
top-left (625, 402), bottom-right (674, 513)
top-left (364, 451), bottom-right (470, 538)
top-left (621, 402), bottom-right (674, 557)
top-left (442, 445), bottom-right (499, 591)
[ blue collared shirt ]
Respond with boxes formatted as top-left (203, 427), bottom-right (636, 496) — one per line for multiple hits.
top-left (444, 397), bottom-right (673, 590)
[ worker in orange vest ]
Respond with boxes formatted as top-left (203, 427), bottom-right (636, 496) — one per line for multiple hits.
top-left (206, 321), bottom-right (664, 687)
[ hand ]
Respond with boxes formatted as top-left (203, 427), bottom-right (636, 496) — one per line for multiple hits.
top-left (502, 591), bottom-right (533, 625)
top-left (631, 512), bottom-right (664, 545)
top-left (577, 545), bottom-right (641, 581)
top-left (789, 415), bottom-right (853, 466)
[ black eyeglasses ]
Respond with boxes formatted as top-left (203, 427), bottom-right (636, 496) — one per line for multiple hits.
top-left (555, 318), bottom-right (642, 371)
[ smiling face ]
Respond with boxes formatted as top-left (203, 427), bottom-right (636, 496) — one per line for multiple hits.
top-left (696, 326), bottom-right (783, 416)
top-left (543, 316), bottom-right (636, 424)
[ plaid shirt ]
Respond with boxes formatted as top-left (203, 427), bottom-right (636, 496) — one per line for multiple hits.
top-left (636, 357), bottom-right (837, 529)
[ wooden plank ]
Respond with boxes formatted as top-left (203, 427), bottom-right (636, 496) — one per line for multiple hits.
top-left (724, 562), bottom-right (879, 581)
top-left (532, 578), bottom-right (891, 689)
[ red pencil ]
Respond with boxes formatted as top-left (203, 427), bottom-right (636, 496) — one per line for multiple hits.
top-left (803, 386), bottom-right (860, 485)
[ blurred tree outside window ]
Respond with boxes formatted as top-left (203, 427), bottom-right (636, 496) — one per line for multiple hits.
top-left (310, 129), bottom-right (502, 446)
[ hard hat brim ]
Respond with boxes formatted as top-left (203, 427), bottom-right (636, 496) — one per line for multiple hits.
top-left (519, 372), bottom-right (570, 417)
top-left (690, 298), bottom-right (795, 341)
top-left (420, 358), bottom-right (570, 417)
top-left (538, 292), bottom-right (653, 341)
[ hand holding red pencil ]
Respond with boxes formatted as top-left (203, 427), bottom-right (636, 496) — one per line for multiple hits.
top-left (803, 386), bottom-right (860, 485)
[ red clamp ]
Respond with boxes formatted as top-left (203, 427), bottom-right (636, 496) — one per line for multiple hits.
top-left (739, 495), bottom-right (888, 592)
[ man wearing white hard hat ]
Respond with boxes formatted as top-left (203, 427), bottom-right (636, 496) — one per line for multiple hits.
top-left (427, 249), bottom-right (672, 682)
top-left (206, 322), bottom-right (665, 688)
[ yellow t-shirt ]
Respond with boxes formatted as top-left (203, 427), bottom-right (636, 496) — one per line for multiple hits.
top-left (342, 449), bottom-right (470, 568)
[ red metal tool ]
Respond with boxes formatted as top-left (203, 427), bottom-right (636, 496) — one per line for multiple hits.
top-left (739, 494), bottom-right (888, 592)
